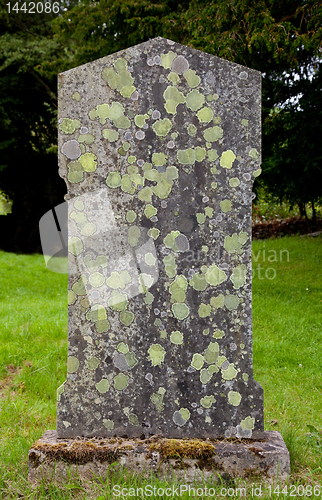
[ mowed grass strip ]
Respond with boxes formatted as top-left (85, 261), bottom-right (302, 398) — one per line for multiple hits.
top-left (0, 236), bottom-right (321, 496)
top-left (0, 251), bottom-right (68, 466)
top-left (252, 235), bottom-right (322, 474)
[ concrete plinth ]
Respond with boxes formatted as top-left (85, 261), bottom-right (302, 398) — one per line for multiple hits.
top-left (28, 430), bottom-right (290, 484)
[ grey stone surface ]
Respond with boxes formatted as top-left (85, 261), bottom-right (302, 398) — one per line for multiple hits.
top-left (28, 430), bottom-right (290, 483)
top-left (57, 37), bottom-right (264, 439)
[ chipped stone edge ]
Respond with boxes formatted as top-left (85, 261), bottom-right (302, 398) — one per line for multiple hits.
top-left (28, 430), bottom-right (290, 484)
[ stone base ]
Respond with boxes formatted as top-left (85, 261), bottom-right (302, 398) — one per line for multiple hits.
top-left (28, 430), bottom-right (290, 484)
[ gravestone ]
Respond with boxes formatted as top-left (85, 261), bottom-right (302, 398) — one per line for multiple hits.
top-left (56, 37), bottom-right (265, 440)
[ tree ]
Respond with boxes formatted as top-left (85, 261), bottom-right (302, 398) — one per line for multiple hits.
top-left (261, 61), bottom-right (322, 222)
top-left (0, 3), bottom-right (66, 252)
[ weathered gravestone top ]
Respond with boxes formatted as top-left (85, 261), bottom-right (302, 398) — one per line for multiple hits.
top-left (57, 37), bottom-right (264, 440)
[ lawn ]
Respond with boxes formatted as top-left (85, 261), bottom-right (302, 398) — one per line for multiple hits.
top-left (0, 235), bottom-right (321, 498)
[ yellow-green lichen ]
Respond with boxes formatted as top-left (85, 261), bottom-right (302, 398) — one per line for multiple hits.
top-left (205, 264), bottom-right (227, 287)
top-left (163, 253), bottom-right (177, 278)
top-left (224, 294), bottom-right (240, 311)
top-left (160, 51), bottom-right (177, 69)
top-left (86, 304), bottom-right (107, 323)
top-left (186, 89), bottom-right (205, 111)
top-left (114, 373), bottom-right (129, 391)
top-left (67, 356), bottom-right (79, 373)
top-left (57, 383), bottom-right (65, 402)
top-left (229, 177), bottom-right (240, 187)
top-left (203, 126), bottom-right (223, 142)
top-left (191, 353), bottom-right (204, 370)
top-left (89, 101), bottom-right (130, 128)
top-left (200, 368), bottom-right (212, 384)
top-left (249, 148), bottom-right (259, 159)
top-left (72, 92), bottom-right (81, 101)
top-left (144, 291), bottom-right (154, 305)
top-left (84, 254), bottom-right (108, 273)
top-left (67, 161), bottom-right (84, 183)
top-left (68, 290), bottom-right (77, 305)
top-left (152, 152), bottom-right (167, 166)
top-left (198, 303), bottom-right (211, 317)
top-left (134, 114), bottom-right (148, 128)
top-left (72, 275), bottom-right (87, 296)
top-left (183, 69), bottom-right (201, 88)
top-left (187, 124), bottom-right (197, 136)
top-left (138, 186), bottom-right (153, 203)
top-left (230, 264), bottom-right (247, 289)
top-left (117, 342), bottom-right (129, 353)
top-left (220, 199), bottom-right (232, 213)
top-left (148, 228), bottom-right (160, 240)
top-left (78, 153), bottom-right (97, 172)
top-left (103, 419), bottom-right (114, 430)
top-left (144, 204), bottom-right (157, 219)
top-left (179, 408), bottom-right (190, 422)
top-left (204, 342), bottom-right (219, 364)
top-left (128, 413), bottom-right (139, 426)
top-left (224, 231), bottom-right (248, 254)
top-left (253, 168), bottom-right (262, 177)
top-left (197, 107), bottom-right (214, 123)
top-left (102, 129), bottom-right (119, 142)
top-left (147, 344), bottom-right (166, 366)
top-left (177, 147), bottom-right (206, 165)
top-left (106, 171), bottom-right (122, 188)
top-left (151, 387), bottom-right (166, 412)
top-left (87, 357), bottom-right (100, 370)
top-left (163, 86), bottom-right (185, 114)
top-left (126, 210), bottom-right (137, 223)
top-left (78, 134), bottom-right (95, 145)
top-left (138, 273), bottom-right (154, 294)
top-left (59, 118), bottom-right (81, 134)
top-left (101, 58), bottom-right (135, 98)
top-left (228, 391), bottom-right (241, 406)
top-left (169, 275), bottom-right (188, 303)
top-left (108, 290), bottom-right (128, 311)
top-left (240, 416), bottom-right (255, 430)
top-left (145, 253), bottom-right (156, 267)
top-left (208, 149), bottom-right (219, 162)
top-left (96, 379), bottom-right (110, 393)
top-left (89, 272), bottom-right (105, 288)
top-left (200, 395), bottom-right (215, 408)
top-left (221, 363), bottom-right (238, 380)
top-left (190, 272), bottom-right (207, 291)
top-left (209, 364), bottom-right (219, 374)
top-left (120, 310), bottom-right (135, 326)
top-left (96, 319), bottom-right (110, 333)
top-left (242, 373), bottom-right (249, 382)
top-left (125, 351), bottom-right (138, 369)
top-left (170, 330), bottom-right (183, 344)
top-left (106, 271), bottom-right (131, 290)
top-left (127, 156), bottom-right (136, 165)
top-left (213, 329), bottom-right (225, 339)
top-left (128, 226), bottom-right (140, 247)
top-left (152, 118), bottom-right (172, 137)
top-left (167, 71), bottom-right (180, 85)
top-left (220, 150), bottom-right (236, 169)
top-left (171, 303), bottom-right (189, 320)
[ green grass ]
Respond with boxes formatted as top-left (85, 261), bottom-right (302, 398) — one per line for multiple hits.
top-left (0, 236), bottom-right (321, 498)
